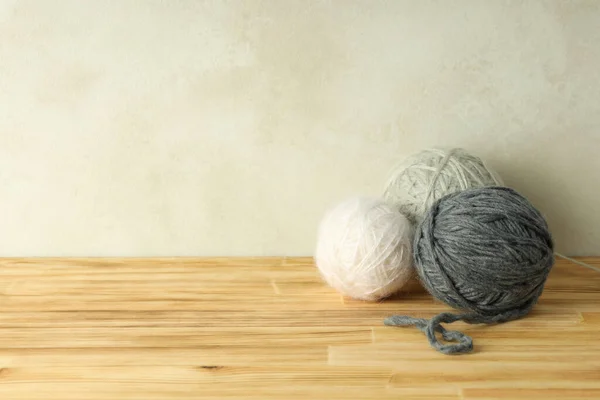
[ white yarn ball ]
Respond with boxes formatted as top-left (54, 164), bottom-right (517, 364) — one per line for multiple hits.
top-left (315, 197), bottom-right (413, 301)
top-left (383, 147), bottom-right (502, 224)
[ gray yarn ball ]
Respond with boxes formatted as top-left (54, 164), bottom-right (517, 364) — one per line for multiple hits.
top-left (385, 186), bottom-right (555, 354)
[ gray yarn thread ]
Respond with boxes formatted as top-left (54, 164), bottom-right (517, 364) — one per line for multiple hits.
top-left (384, 186), bottom-right (555, 355)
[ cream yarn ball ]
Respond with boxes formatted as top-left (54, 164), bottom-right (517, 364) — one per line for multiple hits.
top-left (383, 148), bottom-right (502, 223)
top-left (315, 197), bottom-right (413, 301)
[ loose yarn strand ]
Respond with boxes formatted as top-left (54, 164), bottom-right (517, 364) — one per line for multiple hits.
top-left (385, 251), bottom-right (600, 355)
top-left (384, 294), bottom-right (539, 354)
top-left (555, 252), bottom-right (600, 273)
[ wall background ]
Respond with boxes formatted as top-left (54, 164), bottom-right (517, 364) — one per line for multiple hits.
top-left (0, 0), bottom-right (598, 256)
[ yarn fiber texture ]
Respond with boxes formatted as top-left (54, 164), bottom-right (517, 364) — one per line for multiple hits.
top-left (383, 148), bottom-right (502, 224)
top-left (315, 197), bottom-right (413, 301)
top-left (385, 186), bottom-right (555, 354)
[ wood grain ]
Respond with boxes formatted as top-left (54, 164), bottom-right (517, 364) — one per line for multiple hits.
top-left (0, 257), bottom-right (598, 399)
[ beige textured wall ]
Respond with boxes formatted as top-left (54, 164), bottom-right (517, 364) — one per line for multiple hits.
top-left (0, 1), bottom-right (599, 256)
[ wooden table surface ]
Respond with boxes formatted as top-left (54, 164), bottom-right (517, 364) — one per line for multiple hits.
top-left (0, 257), bottom-right (598, 399)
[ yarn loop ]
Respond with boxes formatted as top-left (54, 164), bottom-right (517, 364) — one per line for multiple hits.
top-left (384, 313), bottom-right (473, 354)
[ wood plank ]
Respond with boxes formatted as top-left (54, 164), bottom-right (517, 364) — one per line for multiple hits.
top-left (0, 327), bottom-right (371, 348)
top-left (0, 384), bottom-right (456, 400)
top-left (0, 347), bottom-right (326, 367)
top-left (329, 343), bottom-right (600, 364)
top-left (0, 310), bottom-right (397, 327)
top-left (580, 312), bottom-right (600, 324)
top-left (387, 362), bottom-right (600, 387)
top-left (462, 388), bottom-right (600, 399)
top-left (0, 294), bottom-right (345, 311)
top-left (0, 365), bottom-right (393, 386)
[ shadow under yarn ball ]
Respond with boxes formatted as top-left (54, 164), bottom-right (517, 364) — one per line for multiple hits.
top-left (385, 186), bottom-right (555, 355)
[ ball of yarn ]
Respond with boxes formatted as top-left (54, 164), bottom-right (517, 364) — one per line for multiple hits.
top-left (383, 148), bottom-right (502, 223)
top-left (315, 197), bottom-right (413, 301)
top-left (385, 186), bottom-right (555, 354)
